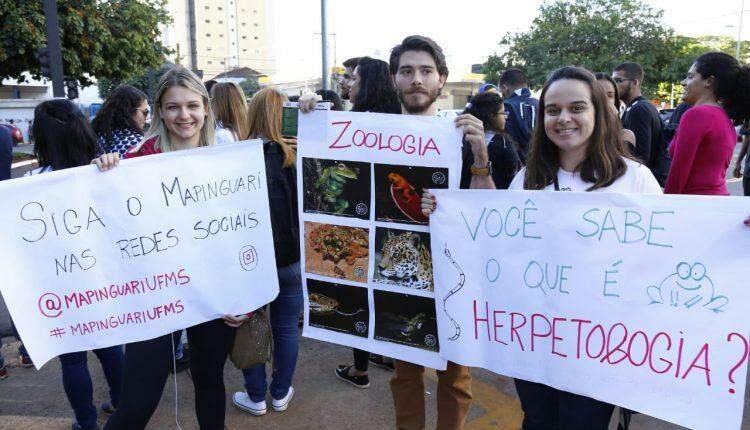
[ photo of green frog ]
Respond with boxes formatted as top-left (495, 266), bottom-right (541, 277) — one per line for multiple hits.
top-left (302, 158), bottom-right (371, 220)
top-left (373, 290), bottom-right (439, 352)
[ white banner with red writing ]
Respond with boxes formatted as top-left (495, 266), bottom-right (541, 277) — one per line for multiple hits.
top-left (0, 141), bottom-right (279, 367)
top-left (297, 110), bottom-right (462, 369)
top-left (430, 189), bottom-right (750, 429)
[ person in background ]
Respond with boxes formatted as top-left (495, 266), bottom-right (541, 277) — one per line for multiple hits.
top-left (92, 85), bottom-right (149, 156)
top-left (664, 101), bottom-right (692, 143)
top-left (341, 57), bottom-right (362, 101)
top-left (233, 88), bottom-right (302, 417)
top-left (204, 79), bottom-right (218, 96)
top-left (334, 57), bottom-right (400, 389)
top-left (315, 89), bottom-right (344, 111)
top-left (463, 91), bottom-right (522, 189)
top-left (211, 82), bottom-right (250, 144)
top-left (595, 72), bottom-right (636, 146)
top-left (93, 66), bottom-right (241, 430)
top-left (666, 52), bottom-right (750, 196)
top-left (477, 83), bottom-right (499, 94)
top-left (0, 122), bottom-right (15, 380)
top-left (500, 68), bottom-right (538, 162)
top-left (613, 62), bottom-right (671, 185)
top-left (28, 99), bottom-right (125, 430)
top-left (733, 121), bottom-right (750, 196)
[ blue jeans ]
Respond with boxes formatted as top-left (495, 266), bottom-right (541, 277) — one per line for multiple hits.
top-left (243, 262), bottom-right (303, 402)
top-left (60, 346), bottom-right (124, 429)
top-left (11, 321), bottom-right (30, 361)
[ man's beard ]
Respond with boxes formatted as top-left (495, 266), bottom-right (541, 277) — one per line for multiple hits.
top-left (398, 86), bottom-right (440, 114)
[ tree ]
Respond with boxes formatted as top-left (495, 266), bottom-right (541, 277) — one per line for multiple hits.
top-left (0, 0), bottom-right (172, 86)
top-left (98, 62), bottom-right (175, 101)
top-left (240, 78), bottom-right (260, 98)
top-left (482, 0), bottom-right (677, 96)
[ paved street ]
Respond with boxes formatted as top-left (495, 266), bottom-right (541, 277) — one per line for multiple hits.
top-left (0, 144), bottom-right (748, 429)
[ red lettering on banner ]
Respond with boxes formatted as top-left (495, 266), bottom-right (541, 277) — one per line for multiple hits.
top-left (327, 121), bottom-right (441, 157)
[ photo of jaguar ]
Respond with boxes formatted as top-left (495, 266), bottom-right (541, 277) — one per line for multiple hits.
top-left (374, 228), bottom-right (433, 291)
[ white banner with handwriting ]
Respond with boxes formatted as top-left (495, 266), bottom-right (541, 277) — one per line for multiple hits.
top-left (430, 189), bottom-right (750, 430)
top-left (0, 142), bottom-right (279, 367)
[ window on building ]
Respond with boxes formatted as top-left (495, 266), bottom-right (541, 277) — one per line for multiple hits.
top-left (254, 36), bottom-right (258, 40)
top-left (219, 34), bottom-right (224, 38)
top-left (218, 6), bottom-right (223, 10)
top-left (254, 23), bottom-right (258, 27)
top-left (207, 61), bottom-right (213, 64)
top-left (205, 19), bottom-right (210, 23)
top-left (220, 61), bottom-right (225, 65)
top-left (253, 9), bottom-right (258, 14)
top-left (243, 48), bottom-right (247, 52)
top-left (207, 47), bottom-right (212, 51)
top-left (206, 33), bottom-right (210, 37)
top-left (242, 36), bottom-right (247, 39)
top-left (205, 5), bottom-right (209, 9)
top-left (219, 20), bottom-right (223, 24)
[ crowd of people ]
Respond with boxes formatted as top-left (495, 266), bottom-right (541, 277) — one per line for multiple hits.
top-left (1, 32), bottom-right (749, 430)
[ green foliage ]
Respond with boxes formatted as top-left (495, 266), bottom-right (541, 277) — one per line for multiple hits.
top-left (98, 62), bottom-right (175, 101)
top-left (483, 0), bottom-right (678, 96)
top-left (0, 0), bottom-right (172, 86)
top-left (239, 78), bottom-right (260, 98)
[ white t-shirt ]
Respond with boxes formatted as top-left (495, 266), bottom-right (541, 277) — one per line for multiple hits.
top-left (215, 124), bottom-right (238, 146)
top-left (508, 157), bottom-right (662, 194)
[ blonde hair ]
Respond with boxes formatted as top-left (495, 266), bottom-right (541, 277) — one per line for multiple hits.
top-left (247, 87), bottom-right (295, 167)
top-left (145, 66), bottom-right (216, 152)
top-left (210, 82), bottom-right (249, 141)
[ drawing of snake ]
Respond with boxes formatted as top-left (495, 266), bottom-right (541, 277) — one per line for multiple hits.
top-left (442, 244), bottom-right (465, 341)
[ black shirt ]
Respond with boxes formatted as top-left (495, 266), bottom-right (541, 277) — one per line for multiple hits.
top-left (621, 96), bottom-right (670, 185)
top-left (263, 140), bottom-right (300, 267)
top-left (460, 133), bottom-right (522, 190)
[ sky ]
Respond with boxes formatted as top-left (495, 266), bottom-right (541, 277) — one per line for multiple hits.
top-left (271, 0), bottom-right (749, 82)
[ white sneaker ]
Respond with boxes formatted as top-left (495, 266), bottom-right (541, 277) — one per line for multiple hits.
top-left (232, 391), bottom-right (267, 416)
top-left (271, 386), bottom-right (294, 412)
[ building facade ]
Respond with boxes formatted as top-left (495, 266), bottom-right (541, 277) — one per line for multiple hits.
top-left (161, 0), bottom-right (276, 79)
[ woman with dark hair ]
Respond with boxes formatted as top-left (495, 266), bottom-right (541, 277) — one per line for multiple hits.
top-left (92, 85), bottom-right (149, 155)
top-left (315, 89), bottom-right (344, 111)
top-left (350, 57), bottom-right (401, 114)
top-left (28, 99), bottom-right (124, 430)
top-left (333, 57), bottom-right (399, 389)
top-left (665, 51), bottom-right (750, 195)
top-left (594, 72), bottom-right (636, 146)
top-left (422, 66), bottom-right (662, 429)
top-left (462, 91), bottom-right (521, 189)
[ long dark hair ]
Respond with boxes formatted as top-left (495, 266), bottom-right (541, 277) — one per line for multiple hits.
top-left (91, 84), bottom-right (147, 141)
top-left (524, 67), bottom-right (628, 191)
top-left (33, 99), bottom-right (99, 170)
top-left (594, 72), bottom-right (621, 111)
top-left (352, 57), bottom-right (401, 114)
top-left (694, 52), bottom-right (750, 124)
top-left (464, 91), bottom-right (504, 131)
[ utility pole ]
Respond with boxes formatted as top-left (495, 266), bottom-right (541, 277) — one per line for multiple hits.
top-left (43, 0), bottom-right (65, 97)
top-left (320, 0), bottom-right (329, 90)
top-left (737, 0), bottom-right (746, 60)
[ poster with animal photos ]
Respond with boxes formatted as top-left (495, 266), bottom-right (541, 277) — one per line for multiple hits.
top-left (297, 109), bottom-right (462, 369)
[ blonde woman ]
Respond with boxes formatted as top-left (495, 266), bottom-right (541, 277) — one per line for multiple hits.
top-left (93, 66), bottom-right (242, 430)
top-left (232, 88), bottom-right (302, 416)
top-left (210, 81), bottom-right (249, 145)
